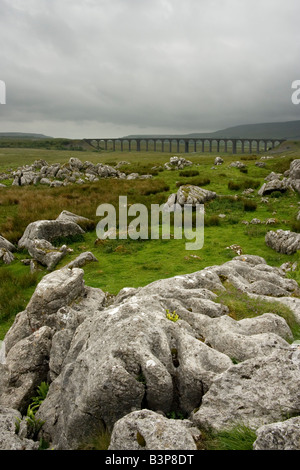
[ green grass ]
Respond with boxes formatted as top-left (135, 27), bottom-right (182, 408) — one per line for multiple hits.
top-left (203, 424), bottom-right (257, 450)
top-left (0, 143), bottom-right (300, 337)
top-left (216, 282), bottom-right (300, 341)
top-left (0, 266), bottom-right (41, 339)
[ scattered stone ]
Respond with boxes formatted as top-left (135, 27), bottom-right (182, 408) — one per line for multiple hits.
top-left (66, 251), bottom-right (98, 269)
top-left (265, 218), bottom-right (277, 225)
top-left (242, 188), bottom-right (254, 195)
top-left (250, 218), bottom-right (261, 224)
top-left (176, 185), bottom-right (216, 206)
top-left (255, 162), bottom-right (266, 168)
top-left (229, 161), bottom-right (246, 169)
top-left (214, 157), bottom-right (224, 165)
top-left (226, 244), bottom-right (243, 255)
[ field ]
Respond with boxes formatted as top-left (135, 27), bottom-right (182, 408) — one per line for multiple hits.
top-left (0, 141), bottom-right (300, 339)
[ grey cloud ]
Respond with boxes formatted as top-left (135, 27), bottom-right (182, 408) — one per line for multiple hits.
top-left (0, 0), bottom-right (299, 137)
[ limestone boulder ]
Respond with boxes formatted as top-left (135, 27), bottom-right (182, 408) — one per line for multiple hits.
top-left (18, 219), bottom-right (84, 250)
top-left (258, 179), bottom-right (289, 196)
top-left (109, 409), bottom-right (201, 450)
top-left (176, 185), bottom-right (216, 206)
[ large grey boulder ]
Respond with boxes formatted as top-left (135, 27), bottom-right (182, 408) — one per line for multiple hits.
top-left (4, 267), bottom-right (86, 353)
top-left (192, 349), bottom-right (300, 432)
top-left (265, 229), bottom-right (300, 255)
top-left (253, 416), bottom-right (300, 450)
top-left (18, 219), bottom-right (84, 250)
top-left (25, 267), bottom-right (85, 320)
top-left (109, 409), bottom-right (201, 450)
top-left (258, 179), bottom-right (288, 196)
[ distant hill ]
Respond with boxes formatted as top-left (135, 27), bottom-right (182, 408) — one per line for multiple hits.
top-left (125, 120), bottom-right (300, 140)
top-left (0, 132), bottom-right (53, 139)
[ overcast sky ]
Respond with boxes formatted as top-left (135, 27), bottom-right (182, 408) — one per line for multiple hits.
top-left (0, 0), bottom-right (299, 138)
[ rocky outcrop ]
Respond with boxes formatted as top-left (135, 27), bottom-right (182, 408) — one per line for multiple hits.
top-left (18, 219), bottom-right (84, 250)
top-left (265, 229), bottom-right (300, 255)
top-left (258, 178), bottom-right (289, 196)
top-left (1, 158), bottom-right (152, 188)
top-left (17, 215), bottom-right (86, 270)
top-left (0, 254), bottom-right (299, 450)
top-left (164, 185), bottom-right (216, 212)
top-left (164, 156), bottom-right (192, 170)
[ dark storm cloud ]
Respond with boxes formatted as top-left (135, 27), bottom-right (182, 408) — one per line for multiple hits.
top-left (0, 0), bottom-right (299, 137)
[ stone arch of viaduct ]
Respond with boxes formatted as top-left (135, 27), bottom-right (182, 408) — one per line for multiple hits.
top-left (84, 137), bottom-right (285, 154)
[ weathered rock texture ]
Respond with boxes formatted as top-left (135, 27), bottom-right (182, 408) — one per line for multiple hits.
top-left (253, 416), bottom-right (300, 450)
top-left (17, 213), bottom-right (90, 271)
top-left (0, 158), bottom-right (152, 188)
top-left (108, 409), bottom-right (201, 450)
top-left (164, 185), bottom-right (216, 212)
top-left (0, 254), bottom-right (299, 450)
top-left (265, 229), bottom-right (300, 255)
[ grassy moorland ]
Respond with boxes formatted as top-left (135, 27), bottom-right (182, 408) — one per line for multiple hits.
top-left (0, 141), bottom-right (300, 339)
